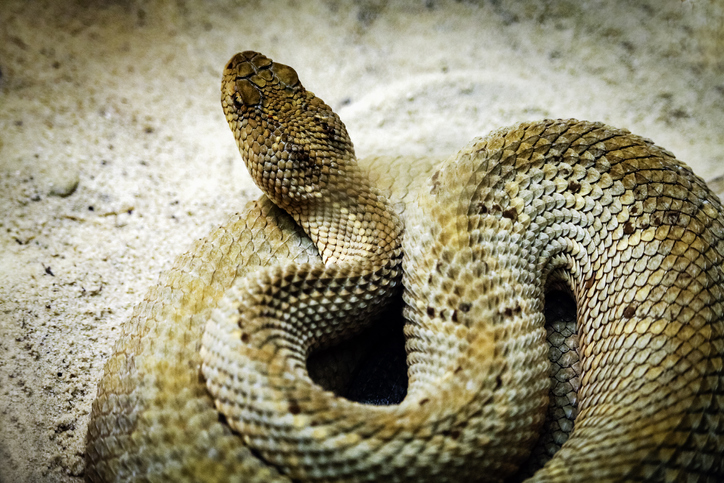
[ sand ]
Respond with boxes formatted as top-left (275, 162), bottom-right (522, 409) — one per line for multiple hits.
top-left (1, 0), bottom-right (722, 481)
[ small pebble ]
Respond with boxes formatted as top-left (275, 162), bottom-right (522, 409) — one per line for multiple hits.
top-left (47, 164), bottom-right (80, 197)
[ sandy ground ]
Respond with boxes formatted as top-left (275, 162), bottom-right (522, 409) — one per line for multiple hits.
top-left (1, 0), bottom-right (723, 481)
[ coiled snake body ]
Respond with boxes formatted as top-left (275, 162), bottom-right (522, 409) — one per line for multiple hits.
top-left (86, 51), bottom-right (724, 482)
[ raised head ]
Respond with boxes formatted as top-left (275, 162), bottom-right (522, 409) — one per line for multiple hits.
top-left (221, 51), bottom-right (358, 212)
top-left (221, 51), bottom-right (400, 264)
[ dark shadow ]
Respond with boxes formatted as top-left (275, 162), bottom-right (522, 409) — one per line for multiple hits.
top-left (307, 298), bottom-right (408, 405)
top-left (511, 288), bottom-right (578, 482)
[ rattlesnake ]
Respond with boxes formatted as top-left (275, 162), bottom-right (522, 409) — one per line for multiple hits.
top-left (85, 51), bottom-right (724, 482)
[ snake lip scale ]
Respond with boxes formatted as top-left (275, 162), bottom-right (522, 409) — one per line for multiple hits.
top-left (85, 50), bottom-right (724, 482)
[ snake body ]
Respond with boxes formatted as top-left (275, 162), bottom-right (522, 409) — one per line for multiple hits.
top-left (85, 51), bottom-right (724, 482)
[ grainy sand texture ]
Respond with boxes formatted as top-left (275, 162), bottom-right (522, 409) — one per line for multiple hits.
top-left (1, 1), bottom-right (723, 481)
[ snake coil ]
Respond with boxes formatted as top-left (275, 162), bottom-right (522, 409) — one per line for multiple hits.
top-left (86, 51), bottom-right (724, 482)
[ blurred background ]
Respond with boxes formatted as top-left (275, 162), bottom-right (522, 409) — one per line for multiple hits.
top-left (1, 1), bottom-right (722, 481)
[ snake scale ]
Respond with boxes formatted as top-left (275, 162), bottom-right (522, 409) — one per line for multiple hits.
top-left (85, 51), bottom-right (724, 482)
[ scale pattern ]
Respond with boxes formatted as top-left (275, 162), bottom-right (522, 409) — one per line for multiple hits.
top-left (86, 51), bottom-right (724, 482)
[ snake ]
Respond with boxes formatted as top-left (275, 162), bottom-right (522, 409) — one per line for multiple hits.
top-left (85, 51), bottom-right (724, 482)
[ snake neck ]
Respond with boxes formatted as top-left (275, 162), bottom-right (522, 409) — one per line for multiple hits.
top-left (221, 51), bottom-right (402, 265)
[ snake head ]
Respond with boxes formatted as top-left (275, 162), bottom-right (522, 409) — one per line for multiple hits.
top-left (222, 51), bottom-right (299, 106)
top-left (221, 51), bottom-right (358, 211)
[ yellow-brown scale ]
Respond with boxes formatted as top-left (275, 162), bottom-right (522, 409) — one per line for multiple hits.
top-left (86, 51), bottom-right (724, 482)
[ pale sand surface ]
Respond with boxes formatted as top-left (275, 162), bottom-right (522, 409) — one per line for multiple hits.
top-left (1, 1), bottom-right (723, 481)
